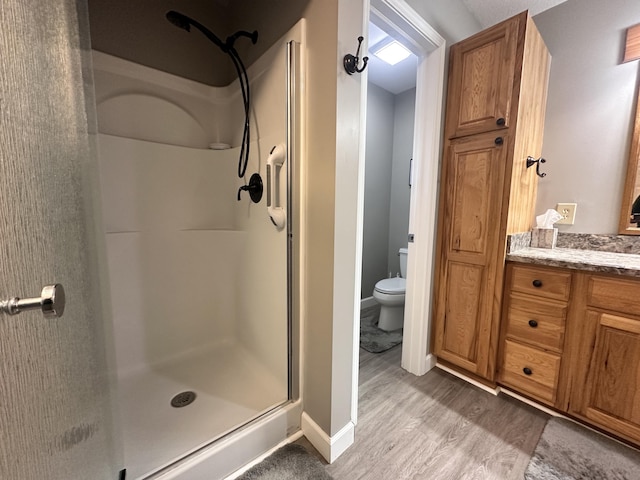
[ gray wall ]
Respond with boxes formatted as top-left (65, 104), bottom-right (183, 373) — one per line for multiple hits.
top-left (87, 0), bottom-right (311, 86)
top-left (362, 83), bottom-right (394, 298)
top-left (533, 0), bottom-right (640, 233)
top-left (388, 88), bottom-right (416, 274)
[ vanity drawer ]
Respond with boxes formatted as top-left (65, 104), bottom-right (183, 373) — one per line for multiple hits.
top-left (510, 265), bottom-right (571, 302)
top-left (500, 339), bottom-right (561, 404)
top-left (587, 275), bottom-right (640, 317)
top-left (505, 294), bottom-right (567, 352)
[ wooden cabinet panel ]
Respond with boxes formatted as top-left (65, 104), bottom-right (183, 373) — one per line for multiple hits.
top-left (587, 275), bottom-right (640, 317)
top-left (511, 265), bottom-right (571, 301)
top-left (500, 339), bottom-right (561, 404)
top-left (441, 262), bottom-right (483, 367)
top-left (570, 310), bottom-right (640, 444)
top-left (434, 133), bottom-right (508, 377)
top-left (446, 14), bottom-right (521, 138)
top-left (449, 133), bottom-right (507, 256)
top-left (505, 293), bottom-right (566, 352)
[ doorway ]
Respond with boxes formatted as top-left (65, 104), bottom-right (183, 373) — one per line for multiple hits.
top-left (354, 0), bottom-right (446, 409)
top-left (359, 18), bottom-right (418, 357)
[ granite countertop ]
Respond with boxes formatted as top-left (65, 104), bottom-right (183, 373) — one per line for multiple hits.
top-left (506, 247), bottom-right (640, 278)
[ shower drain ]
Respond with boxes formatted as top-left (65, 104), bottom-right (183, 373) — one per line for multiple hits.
top-left (171, 391), bottom-right (197, 408)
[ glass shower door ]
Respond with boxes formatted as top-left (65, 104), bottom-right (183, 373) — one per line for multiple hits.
top-left (0, 0), bottom-right (120, 478)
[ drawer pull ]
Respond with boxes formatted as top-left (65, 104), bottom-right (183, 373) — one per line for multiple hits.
top-left (532, 279), bottom-right (543, 288)
top-left (528, 319), bottom-right (538, 328)
top-left (495, 137), bottom-right (504, 145)
top-left (523, 367), bottom-right (533, 376)
top-left (496, 117), bottom-right (506, 126)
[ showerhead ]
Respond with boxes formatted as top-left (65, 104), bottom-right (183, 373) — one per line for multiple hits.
top-left (166, 11), bottom-right (191, 32)
top-left (166, 10), bottom-right (227, 51)
top-left (164, 10), bottom-right (258, 181)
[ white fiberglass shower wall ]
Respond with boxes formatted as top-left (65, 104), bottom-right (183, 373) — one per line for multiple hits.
top-left (93, 22), bottom-right (302, 479)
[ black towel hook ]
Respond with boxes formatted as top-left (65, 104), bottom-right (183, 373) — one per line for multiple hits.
top-left (344, 36), bottom-right (369, 75)
top-left (526, 156), bottom-right (547, 177)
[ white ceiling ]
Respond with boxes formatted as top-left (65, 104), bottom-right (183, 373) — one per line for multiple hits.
top-left (367, 0), bottom-right (569, 95)
top-left (366, 22), bottom-right (419, 95)
top-left (462, 0), bottom-right (568, 28)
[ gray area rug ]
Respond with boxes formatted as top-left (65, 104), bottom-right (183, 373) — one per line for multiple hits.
top-left (360, 304), bottom-right (403, 353)
top-left (236, 444), bottom-right (333, 480)
top-left (525, 417), bottom-right (640, 480)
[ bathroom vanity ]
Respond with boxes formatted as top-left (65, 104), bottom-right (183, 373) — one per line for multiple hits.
top-left (498, 245), bottom-right (640, 447)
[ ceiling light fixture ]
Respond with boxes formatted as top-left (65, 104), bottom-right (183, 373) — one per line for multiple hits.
top-left (373, 41), bottom-right (411, 66)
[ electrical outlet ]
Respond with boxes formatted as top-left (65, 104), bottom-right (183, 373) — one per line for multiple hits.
top-left (556, 203), bottom-right (577, 225)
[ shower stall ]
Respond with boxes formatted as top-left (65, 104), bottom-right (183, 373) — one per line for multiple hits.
top-left (92, 18), bottom-right (303, 479)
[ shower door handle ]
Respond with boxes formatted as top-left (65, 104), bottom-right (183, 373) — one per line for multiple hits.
top-left (0, 284), bottom-right (66, 318)
top-left (266, 143), bottom-right (286, 230)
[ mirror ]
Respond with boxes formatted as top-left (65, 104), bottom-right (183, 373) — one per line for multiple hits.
top-left (619, 87), bottom-right (640, 233)
top-left (619, 25), bottom-right (640, 235)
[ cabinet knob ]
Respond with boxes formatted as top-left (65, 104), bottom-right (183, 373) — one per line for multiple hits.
top-left (532, 279), bottom-right (543, 288)
top-left (496, 117), bottom-right (506, 126)
top-left (494, 137), bottom-right (504, 145)
top-left (528, 319), bottom-right (538, 328)
top-left (523, 367), bottom-right (533, 376)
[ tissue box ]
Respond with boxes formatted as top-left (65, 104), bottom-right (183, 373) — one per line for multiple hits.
top-left (531, 227), bottom-right (557, 249)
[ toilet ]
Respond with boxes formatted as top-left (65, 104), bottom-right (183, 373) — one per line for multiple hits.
top-left (373, 248), bottom-right (408, 331)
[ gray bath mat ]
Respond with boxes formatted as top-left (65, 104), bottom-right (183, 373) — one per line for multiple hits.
top-left (359, 305), bottom-right (403, 353)
top-left (525, 417), bottom-right (640, 479)
top-left (236, 443), bottom-right (333, 480)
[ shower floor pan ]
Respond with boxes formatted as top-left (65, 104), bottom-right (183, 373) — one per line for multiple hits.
top-left (118, 341), bottom-right (287, 479)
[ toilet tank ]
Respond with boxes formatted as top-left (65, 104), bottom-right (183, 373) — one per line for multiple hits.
top-left (399, 248), bottom-right (408, 278)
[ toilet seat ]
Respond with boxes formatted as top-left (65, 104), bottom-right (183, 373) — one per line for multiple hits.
top-left (374, 277), bottom-right (406, 295)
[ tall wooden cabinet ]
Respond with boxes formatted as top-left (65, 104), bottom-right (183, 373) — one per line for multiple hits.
top-left (433, 12), bottom-right (551, 381)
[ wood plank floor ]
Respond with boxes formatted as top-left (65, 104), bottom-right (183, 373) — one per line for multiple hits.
top-left (298, 345), bottom-right (549, 479)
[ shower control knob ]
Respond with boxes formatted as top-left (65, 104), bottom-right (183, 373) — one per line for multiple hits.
top-left (237, 173), bottom-right (263, 203)
top-left (0, 284), bottom-right (66, 318)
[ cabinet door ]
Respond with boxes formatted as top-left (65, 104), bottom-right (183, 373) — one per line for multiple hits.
top-left (570, 310), bottom-right (640, 444)
top-left (434, 132), bottom-right (508, 379)
top-left (445, 13), bottom-right (522, 139)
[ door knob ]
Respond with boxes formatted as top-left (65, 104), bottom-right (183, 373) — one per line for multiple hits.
top-left (0, 284), bottom-right (66, 318)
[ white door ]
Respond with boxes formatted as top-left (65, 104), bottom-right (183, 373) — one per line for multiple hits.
top-left (0, 0), bottom-right (119, 478)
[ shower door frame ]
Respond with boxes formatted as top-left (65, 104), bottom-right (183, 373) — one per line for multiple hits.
top-left (286, 38), bottom-right (302, 403)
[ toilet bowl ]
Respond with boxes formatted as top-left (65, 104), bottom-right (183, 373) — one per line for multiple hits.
top-left (373, 248), bottom-right (408, 331)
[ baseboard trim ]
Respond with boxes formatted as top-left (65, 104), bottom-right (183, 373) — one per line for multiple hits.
top-left (435, 362), bottom-right (500, 396)
top-left (425, 353), bottom-right (437, 372)
top-left (498, 387), bottom-right (562, 417)
top-left (301, 412), bottom-right (355, 463)
top-left (360, 296), bottom-right (377, 309)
